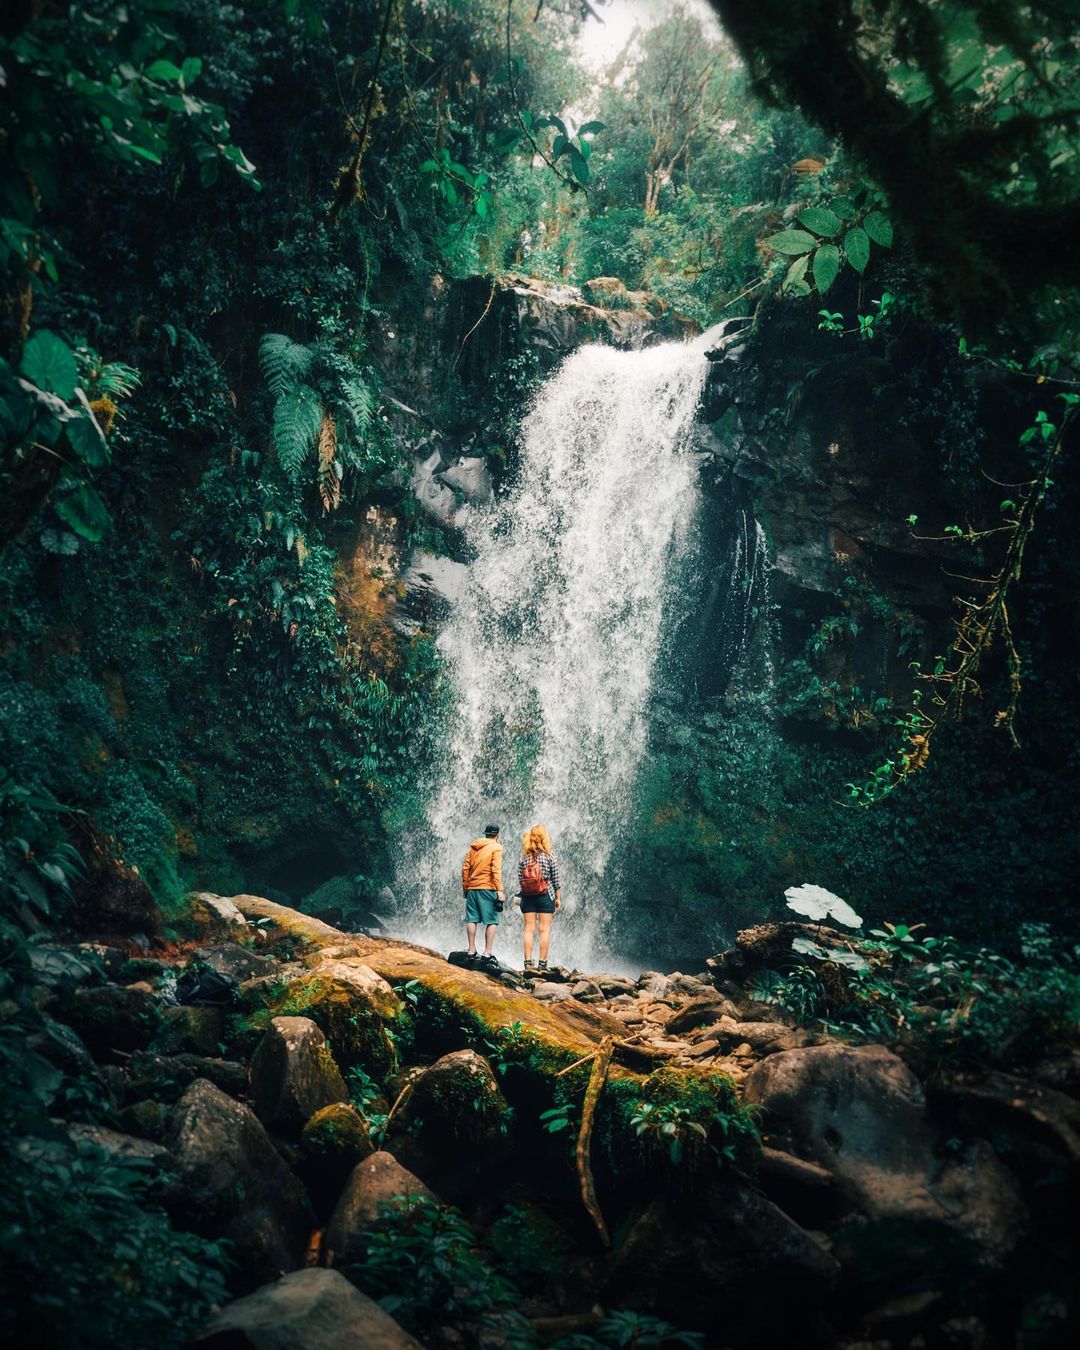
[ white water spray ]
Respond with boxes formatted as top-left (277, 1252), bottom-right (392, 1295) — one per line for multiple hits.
top-left (395, 326), bottom-right (736, 968)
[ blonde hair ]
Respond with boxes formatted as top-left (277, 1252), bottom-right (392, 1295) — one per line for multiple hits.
top-left (521, 824), bottom-right (552, 856)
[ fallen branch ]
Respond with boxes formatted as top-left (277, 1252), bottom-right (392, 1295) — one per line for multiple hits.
top-left (576, 1034), bottom-right (613, 1248)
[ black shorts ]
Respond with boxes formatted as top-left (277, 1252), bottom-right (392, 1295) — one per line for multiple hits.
top-left (520, 893), bottom-right (556, 914)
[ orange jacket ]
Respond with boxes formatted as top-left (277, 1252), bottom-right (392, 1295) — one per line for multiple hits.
top-left (462, 837), bottom-right (503, 893)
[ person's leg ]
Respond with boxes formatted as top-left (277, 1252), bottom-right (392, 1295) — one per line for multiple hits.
top-left (523, 912), bottom-right (536, 962)
top-left (466, 920), bottom-right (478, 954)
top-left (483, 923), bottom-right (497, 955)
top-left (538, 912), bottom-right (554, 963)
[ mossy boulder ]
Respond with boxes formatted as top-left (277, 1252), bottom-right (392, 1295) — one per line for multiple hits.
top-left (61, 983), bottom-right (162, 1058)
top-left (251, 960), bottom-right (402, 1079)
top-left (299, 1102), bottom-right (375, 1205)
top-left (150, 1004), bottom-right (226, 1057)
top-left (186, 892), bottom-right (251, 939)
top-left (398, 1049), bottom-right (512, 1151)
top-left (301, 1102), bottom-right (375, 1165)
top-left (250, 1016), bottom-right (349, 1133)
top-left (125, 1049), bottom-right (247, 1103)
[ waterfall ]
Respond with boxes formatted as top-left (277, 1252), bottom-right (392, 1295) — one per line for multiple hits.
top-left (395, 326), bottom-right (736, 969)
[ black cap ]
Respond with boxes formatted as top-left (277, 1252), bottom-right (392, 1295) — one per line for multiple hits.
top-left (484, 824), bottom-right (500, 837)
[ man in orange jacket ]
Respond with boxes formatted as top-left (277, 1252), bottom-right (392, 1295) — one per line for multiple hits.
top-left (461, 823), bottom-right (505, 969)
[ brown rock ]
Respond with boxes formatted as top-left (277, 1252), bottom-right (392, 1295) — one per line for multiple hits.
top-left (194, 1267), bottom-right (420, 1349)
top-left (324, 1152), bottom-right (436, 1265)
top-left (250, 1016), bottom-right (348, 1133)
top-left (666, 994), bottom-right (736, 1036)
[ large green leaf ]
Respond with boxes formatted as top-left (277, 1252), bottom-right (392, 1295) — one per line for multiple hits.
top-left (273, 386), bottom-right (322, 481)
top-left (66, 400), bottom-right (108, 469)
top-left (863, 212), bottom-right (894, 247)
top-left (783, 255), bottom-right (811, 296)
top-left (797, 206), bottom-right (842, 238)
top-left (767, 229), bottom-right (817, 256)
top-left (20, 330), bottom-right (78, 400)
top-left (568, 146), bottom-right (589, 185)
top-left (844, 227), bottom-right (871, 274)
top-left (813, 244), bottom-right (841, 293)
top-left (54, 483), bottom-right (111, 542)
top-left (831, 196), bottom-right (858, 220)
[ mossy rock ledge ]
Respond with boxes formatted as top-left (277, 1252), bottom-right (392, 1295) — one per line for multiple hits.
top-left (212, 892), bottom-right (634, 1076)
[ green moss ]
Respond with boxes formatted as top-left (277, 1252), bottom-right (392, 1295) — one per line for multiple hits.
top-left (300, 1102), bottom-right (374, 1163)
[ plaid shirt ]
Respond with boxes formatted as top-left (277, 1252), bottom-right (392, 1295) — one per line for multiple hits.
top-left (518, 850), bottom-right (560, 899)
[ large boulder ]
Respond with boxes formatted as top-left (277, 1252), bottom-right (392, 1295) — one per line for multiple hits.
top-left (61, 983), bottom-right (161, 1057)
top-left (194, 1267), bottom-right (420, 1349)
top-left (187, 891), bottom-right (251, 938)
top-left (250, 1016), bottom-right (348, 1133)
top-left (745, 1044), bottom-right (1027, 1270)
top-left (258, 960), bottom-right (401, 1077)
top-left (168, 1078), bottom-right (313, 1285)
top-left (607, 1182), bottom-right (839, 1338)
top-left (393, 1049), bottom-right (512, 1153)
top-left (125, 1049), bottom-right (247, 1104)
top-left (324, 1151), bottom-right (436, 1267)
top-left (744, 1043), bottom-right (939, 1219)
top-left (299, 1102), bottom-right (375, 1204)
top-left (386, 1050), bottom-right (513, 1197)
top-left (150, 1004), bottom-right (225, 1057)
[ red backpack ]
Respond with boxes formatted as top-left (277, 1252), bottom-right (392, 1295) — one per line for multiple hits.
top-left (520, 853), bottom-right (548, 896)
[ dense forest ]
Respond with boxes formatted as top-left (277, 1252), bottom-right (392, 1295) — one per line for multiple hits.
top-left (2, 1), bottom-right (1078, 1347)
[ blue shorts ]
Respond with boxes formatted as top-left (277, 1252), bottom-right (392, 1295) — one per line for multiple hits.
top-left (465, 889), bottom-right (501, 925)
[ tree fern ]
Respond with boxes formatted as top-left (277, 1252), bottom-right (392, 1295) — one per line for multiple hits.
top-left (339, 375), bottom-right (373, 436)
top-left (259, 333), bottom-right (314, 398)
top-left (272, 385), bottom-right (322, 482)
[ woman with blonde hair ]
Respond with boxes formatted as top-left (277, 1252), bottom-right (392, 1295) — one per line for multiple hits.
top-left (517, 824), bottom-right (561, 971)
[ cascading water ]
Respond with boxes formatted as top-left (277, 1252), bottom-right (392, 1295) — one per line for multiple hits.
top-left (395, 324), bottom-right (746, 969)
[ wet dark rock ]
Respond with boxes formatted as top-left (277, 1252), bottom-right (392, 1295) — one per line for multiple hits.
top-left (150, 1004), bottom-right (226, 1056)
top-left (65, 1121), bottom-right (171, 1167)
top-left (390, 1049), bottom-right (512, 1164)
top-left (193, 1267), bottom-right (421, 1349)
top-left (169, 1078), bottom-right (313, 1286)
top-left (61, 982), bottom-right (161, 1057)
top-left (125, 1049), bottom-right (247, 1103)
top-left (607, 1181), bottom-right (839, 1339)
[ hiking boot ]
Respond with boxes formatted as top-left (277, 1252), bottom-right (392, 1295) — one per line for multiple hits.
top-left (523, 959), bottom-right (536, 970)
top-left (538, 960), bottom-right (549, 972)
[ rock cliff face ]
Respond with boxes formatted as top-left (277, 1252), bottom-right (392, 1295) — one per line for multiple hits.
top-left (341, 275), bottom-right (1075, 948)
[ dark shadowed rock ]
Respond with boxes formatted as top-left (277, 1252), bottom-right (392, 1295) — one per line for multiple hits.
top-left (324, 1151), bottom-right (436, 1266)
top-left (607, 1182), bottom-right (839, 1337)
top-left (194, 1267), bottom-right (420, 1349)
top-left (125, 1049), bottom-right (248, 1104)
top-left (746, 1044), bottom-right (1029, 1269)
top-left (250, 1016), bottom-right (348, 1133)
top-left (394, 1049), bottom-right (512, 1154)
top-left (62, 982), bottom-right (161, 1057)
top-left (150, 1004), bottom-right (225, 1057)
top-left (169, 1078), bottom-right (312, 1285)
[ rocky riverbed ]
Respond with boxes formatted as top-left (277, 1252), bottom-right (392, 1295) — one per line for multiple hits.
top-left (22, 892), bottom-right (1080, 1348)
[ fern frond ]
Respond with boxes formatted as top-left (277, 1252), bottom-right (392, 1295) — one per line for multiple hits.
top-left (338, 375), bottom-right (373, 435)
top-left (318, 410), bottom-right (341, 514)
top-left (260, 333), bottom-right (314, 399)
top-left (272, 386), bottom-right (322, 482)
